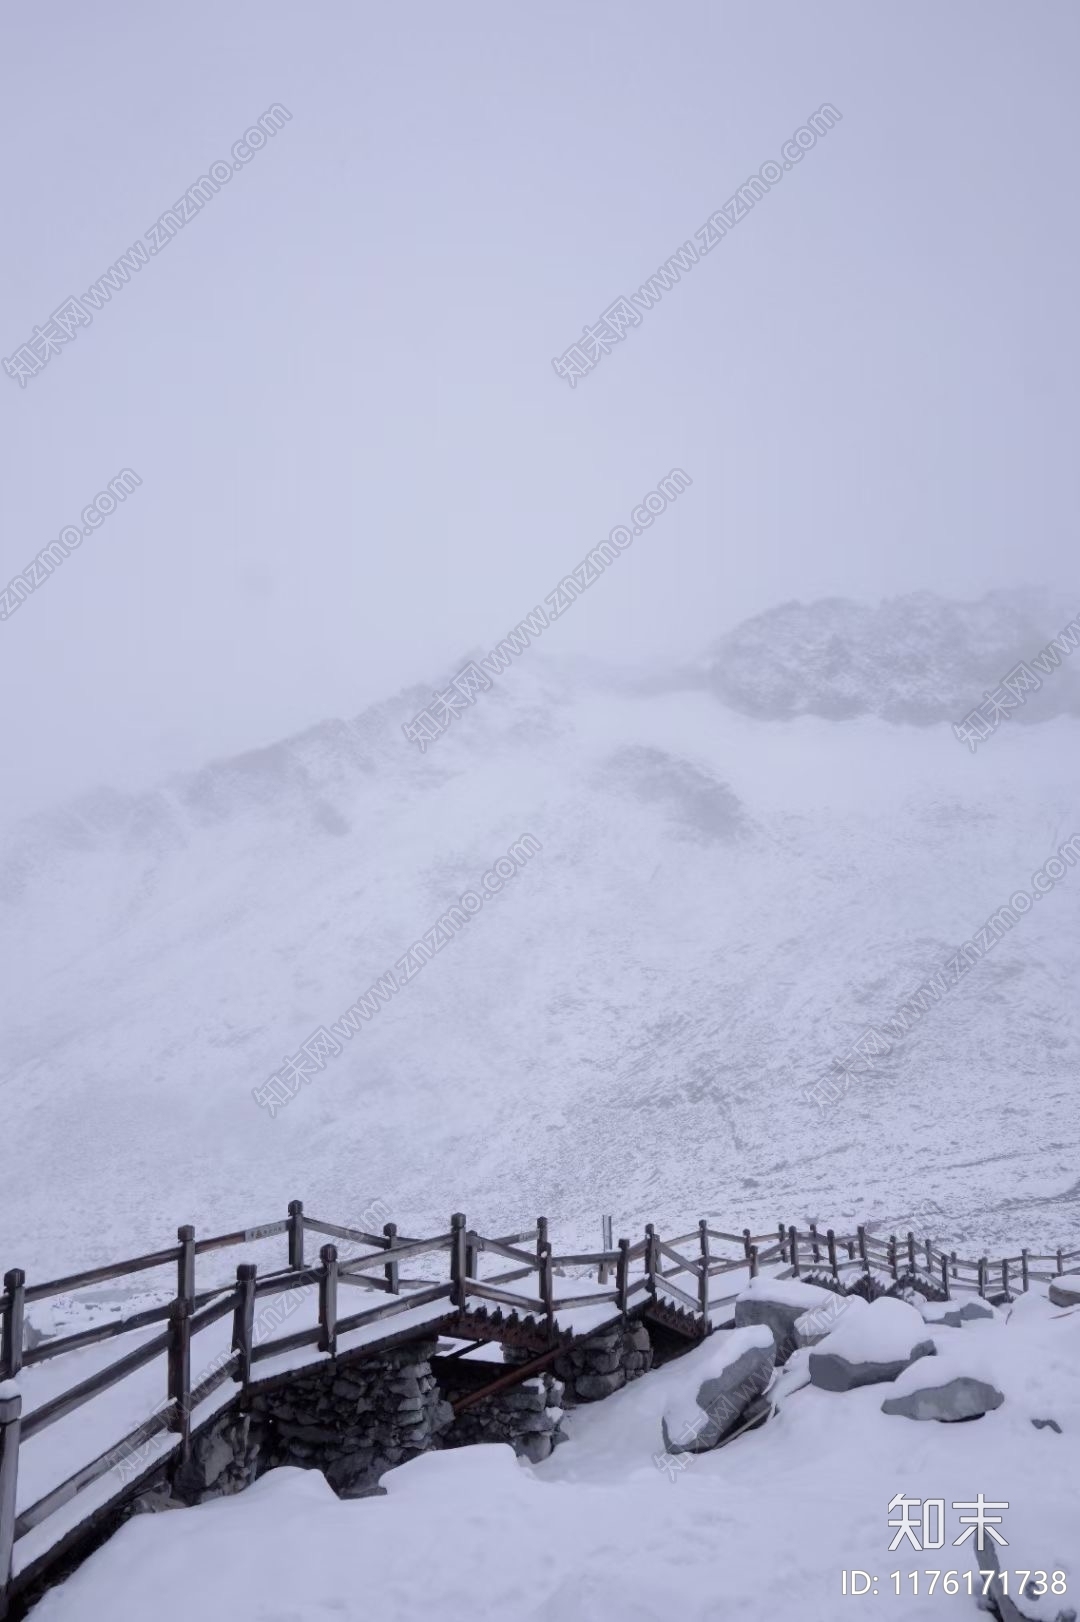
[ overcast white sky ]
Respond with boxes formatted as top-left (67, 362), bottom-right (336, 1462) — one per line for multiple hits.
top-left (2, 2), bottom-right (1077, 819)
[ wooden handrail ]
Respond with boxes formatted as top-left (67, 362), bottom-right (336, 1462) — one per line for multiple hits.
top-left (22, 1246), bottom-right (183, 1305)
top-left (22, 1326), bottom-right (173, 1441)
top-left (466, 1235), bottom-right (540, 1270)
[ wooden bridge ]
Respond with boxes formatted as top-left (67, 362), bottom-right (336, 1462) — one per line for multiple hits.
top-left (1, 1203), bottom-right (1076, 1616)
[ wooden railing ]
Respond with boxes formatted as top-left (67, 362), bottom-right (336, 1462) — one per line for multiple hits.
top-left (1, 1204), bottom-right (1076, 1613)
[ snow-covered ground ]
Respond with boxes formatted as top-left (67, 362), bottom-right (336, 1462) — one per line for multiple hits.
top-left (27, 1287), bottom-right (1080, 1622)
top-left (2, 592), bottom-right (1078, 1278)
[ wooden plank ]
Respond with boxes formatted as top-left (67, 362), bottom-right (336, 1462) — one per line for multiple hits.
top-left (655, 1238), bottom-right (702, 1276)
top-left (23, 1247), bottom-right (182, 1305)
top-left (249, 1322), bottom-right (323, 1364)
top-left (13, 1405), bottom-right (176, 1540)
top-left (335, 1270), bottom-right (391, 1293)
top-left (333, 1282), bottom-right (453, 1339)
top-left (657, 1274), bottom-right (701, 1314)
top-left (550, 1288), bottom-right (620, 1312)
top-left (22, 1300), bottom-right (176, 1367)
top-left (465, 1281), bottom-right (546, 1315)
top-left (451, 1345), bottom-right (562, 1414)
top-left (490, 1228), bottom-right (540, 1248)
top-left (339, 1233), bottom-right (452, 1274)
top-left (252, 1268), bottom-right (319, 1299)
top-left (192, 1219), bottom-right (289, 1255)
top-left (188, 1291), bottom-right (238, 1337)
top-left (302, 1219), bottom-right (387, 1249)
top-left (468, 1236), bottom-right (540, 1269)
top-left (22, 1327), bottom-right (173, 1441)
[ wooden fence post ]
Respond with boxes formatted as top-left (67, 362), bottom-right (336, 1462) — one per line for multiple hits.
top-left (1, 1273), bottom-right (24, 1381)
top-left (1001, 1257), bottom-right (1009, 1300)
top-left (977, 1258), bottom-right (987, 1298)
top-left (887, 1236), bottom-right (898, 1281)
top-left (742, 1228), bottom-right (752, 1263)
top-left (857, 1226), bottom-right (868, 1272)
top-left (167, 1299), bottom-right (192, 1461)
top-left (464, 1229), bottom-right (478, 1283)
top-left (1020, 1249), bottom-right (1030, 1293)
top-left (786, 1226), bottom-right (798, 1278)
top-left (1056, 1248), bottom-right (1064, 1275)
top-left (288, 1201), bottom-right (304, 1271)
top-left (536, 1216), bottom-right (548, 1269)
top-left (539, 1243), bottom-right (555, 1335)
top-left (318, 1245), bottom-right (338, 1358)
top-left (598, 1214), bottom-right (613, 1284)
top-left (177, 1225), bottom-right (195, 1308)
top-left (450, 1213), bottom-right (467, 1310)
top-left (749, 1244), bottom-right (759, 1280)
top-left (907, 1232), bottom-right (916, 1275)
top-left (698, 1220), bottom-right (710, 1319)
top-left (777, 1222), bottom-right (786, 1263)
top-left (924, 1237), bottom-right (933, 1272)
top-left (232, 1264), bottom-right (256, 1384)
top-left (616, 1239), bottom-right (629, 1318)
top-left (0, 1389), bottom-right (21, 1620)
top-left (826, 1228), bottom-right (838, 1280)
top-left (940, 1252), bottom-right (950, 1300)
top-left (644, 1224), bottom-right (657, 1298)
top-left (950, 1250), bottom-right (958, 1280)
top-left (383, 1222), bottom-right (399, 1295)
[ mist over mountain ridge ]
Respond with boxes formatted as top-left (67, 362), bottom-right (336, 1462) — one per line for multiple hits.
top-left (705, 586), bottom-right (1080, 723)
top-left (3, 586), bottom-right (1078, 873)
top-left (1, 586), bottom-right (1077, 1277)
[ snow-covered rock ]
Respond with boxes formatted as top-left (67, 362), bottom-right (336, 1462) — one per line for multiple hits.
top-left (916, 1297), bottom-right (998, 1328)
top-left (661, 1326), bottom-right (775, 1454)
top-left (794, 1292), bottom-right (867, 1347)
top-left (809, 1297), bottom-right (935, 1391)
top-left (734, 1278), bottom-right (837, 1364)
top-left (881, 1374), bottom-right (1004, 1422)
top-left (881, 1327), bottom-right (1008, 1422)
top-left (1048, 1273), bottom-right (1080, 1308)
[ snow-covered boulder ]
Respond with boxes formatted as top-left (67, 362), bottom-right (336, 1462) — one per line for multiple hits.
top-left (881, 1333), bottom-right (1004, 1421)
top-left (809, 1297), bottom-right (935, 1392)
top-left (916, 1297), bottom-right (997, 1328)
top-left (734, 1277), bottom-right (838, 1363)
top-left (661, 1326), bottom-right (775, 1454)
top-left (795, 1292), bottom-right (868, 1348)
top-left (1048, 1273), bottom-right (1080, 1308)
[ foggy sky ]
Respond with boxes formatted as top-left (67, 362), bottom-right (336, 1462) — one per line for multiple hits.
top-left (2, 1), bottom-right (1078, 820)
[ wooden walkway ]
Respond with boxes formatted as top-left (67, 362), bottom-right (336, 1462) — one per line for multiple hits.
top-left (1, 1204), bottom-right (1076, 1616)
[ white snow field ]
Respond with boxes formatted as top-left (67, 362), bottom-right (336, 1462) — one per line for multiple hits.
top-left (28, 1290), bottom-right (1080, 1622)
top-left (2, 591), bottom-right (1079, 1280)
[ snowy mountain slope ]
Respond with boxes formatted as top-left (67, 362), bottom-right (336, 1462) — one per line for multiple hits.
top-left (2, 592), bottom-right (1078, 1278)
